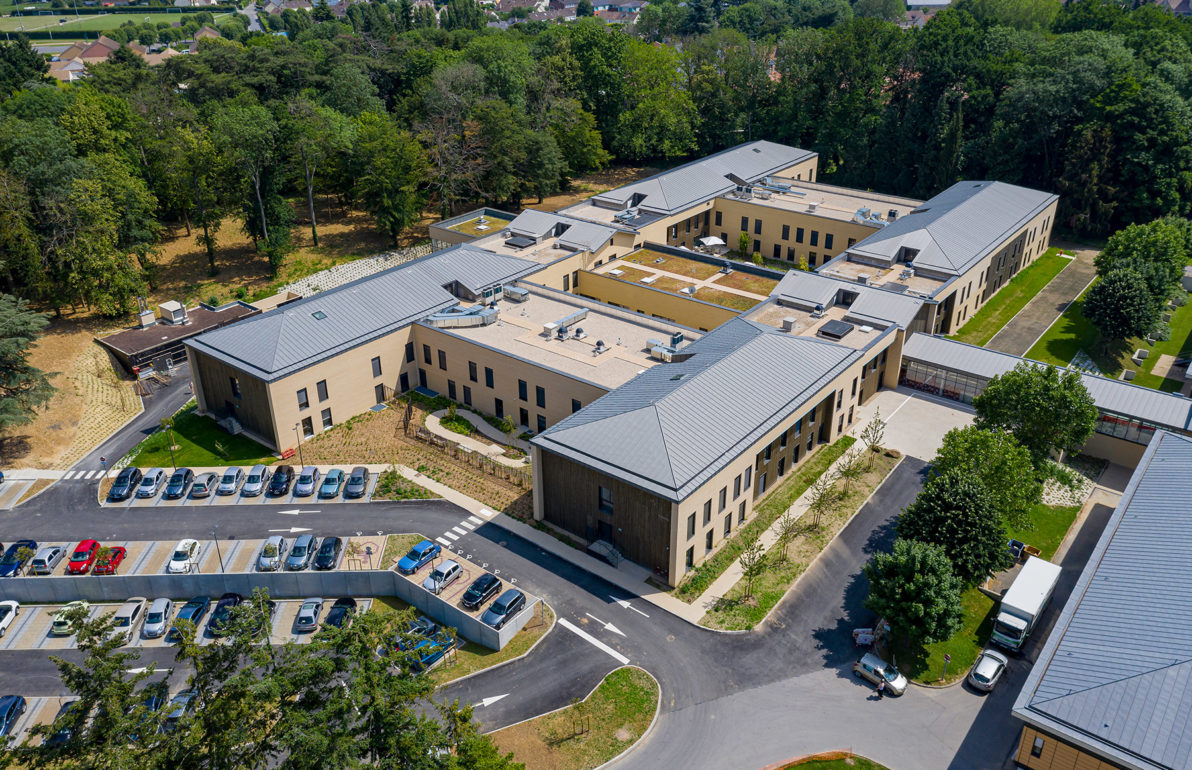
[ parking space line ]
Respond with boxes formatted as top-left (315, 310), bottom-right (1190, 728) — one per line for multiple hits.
top-left (435, 537), bottom-right (452, 547)
top-left (1, 607), bottom-right (40, 650)
top-left (217, 540), bottom-right (243, 572)
top-left (558, 618), bottom-right (630, 665)
top-left (129, 543), bottom-right (159, 575)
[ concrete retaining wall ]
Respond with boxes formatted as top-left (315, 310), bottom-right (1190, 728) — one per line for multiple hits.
top-left (2, 571), bottom-right (537, 650)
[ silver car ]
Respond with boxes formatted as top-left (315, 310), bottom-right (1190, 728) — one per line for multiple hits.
top-left (111, 597), bottom-right (146, 642)
top-left (293, 466), bottom-right (320, 497)
top-left (142, 598), bottom-right (174, 639)
top-left (285, 535), bottom-right (317, 571)
top-left (136, 468), bottom-right (166, 498)
top-left (853, 652), bottom-right (908, 696)
top-left (29, 546), bottom-right (65, 575)
top-left (294, 598), bottom-right (323, 632)
top-left (257, 536), bottom-right (289, 572)
top-left (216, 467), bottom-right (244, 496)
top-left (241, 465), bottom-right (271, 497)
top-left (422, 560), bottom-right (462, 595)
top-left (968, 649), bottom-right (1009, 692)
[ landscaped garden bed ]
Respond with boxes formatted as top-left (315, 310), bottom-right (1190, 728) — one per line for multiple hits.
top-left (373, 469), bottom-right (437, 501)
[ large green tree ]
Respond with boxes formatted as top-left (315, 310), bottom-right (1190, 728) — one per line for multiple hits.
top-left (287, 97), bottom-right (354, 248)
top-left (1094, 218), bottom-right (1189, 309)
top-left (353, 112), bottom-right (428, 244)
top-left (930, 426), bottom-right (1041, 529)
top-left (0, 37), bottom-right (48, 101)
top-left (614, 39), bottom-right (695, 160)
top-left (0, 294), bottom-right (54, 429)
top-left (1083, 267), bottom-right (1160, 345)
top-left (864, 538), bottom-right (964, 646)
top-left (898, 470), bottom-right (1007, 586)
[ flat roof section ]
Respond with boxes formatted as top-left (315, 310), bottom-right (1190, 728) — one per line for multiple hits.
top-left (421, 286), bottom-right (702, 390)
top-left (818, 256), bottom-right (944, 297)
top-left (441, 210), bottom-right (515, 238)
top-left (594, 248), bottom-right (780, 313)
top-left (745, 302), bottom-right (890, 351)
top-left (725, 180), bottom-right (922, 226)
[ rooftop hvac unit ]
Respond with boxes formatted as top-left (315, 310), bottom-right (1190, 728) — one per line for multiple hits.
top-left (899, 268), bottom-right (915, 281)
top-left (888, 209), bottom-right (899, 221)
top-left (808, 201), bottom-right (819, 212)
top-left (573, 327), bottom-right (586, 339)
top-left (858, 325), bottom-right (874, 333)
top-left (671, 331), bottom-right (684, 347)
top-left (593, 340), bottom-right (609, 355)
top-left (782, 317), bottom-right (797, 332)
top-left (553, 308), bottom-right (589, 330)
top-left (651, 346), bottom-right (676, 362)
top-left (138, 310), bottom-right (156, 329)
top-left (502, 286), bottom-right (530, 303)
top-left (680, 286), bottom-right (695, 295)
top-left (811, 303), bottom-right (826, 319)
top-left (159, 300), bottom-right (188, 325)
top-left (857, 274), bottom-right (870, 285)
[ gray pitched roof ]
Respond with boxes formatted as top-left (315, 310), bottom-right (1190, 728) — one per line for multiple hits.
top-left (186, 246), bottom-right (539, 382)
top-left (592, 141), bottom-right (816, 216)
top-left (506, 210), bottom-right (616, 253)
top-left (901, 334), bottom-right (1192, 433)
top-left (847, 181), bottom-right (1057, 276)
top-left (771, 271), bottom-right (924, 328)
top-left (1013, 431), bottom-right (1192, 770)
top-left (532, 317), bottom-right (860, 501)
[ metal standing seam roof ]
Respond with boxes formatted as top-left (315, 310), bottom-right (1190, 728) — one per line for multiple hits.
top-left (591, 140), bottom-right (817, 216)
top-left (771, 271), bottom-right (925, 329)
top-left (506, 210), bottom-right (617, 253)
top-left (532, 317), bottom-right (862, 502)
top-left (1012, 430), bottom-right (1192, 770)
top-left (901, 334), bottom-right (1192, 433)
top-left (847, 181), bottom-right (1058, 277)
top-left (185, 245), bottom-right (540, 382)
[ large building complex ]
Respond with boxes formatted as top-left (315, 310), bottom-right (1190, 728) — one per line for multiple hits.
top-left (186, 139), bottom-right (1164, 584)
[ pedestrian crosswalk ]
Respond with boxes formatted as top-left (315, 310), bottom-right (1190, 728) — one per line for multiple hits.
top-left (60, 470), bottom-right (104, 480)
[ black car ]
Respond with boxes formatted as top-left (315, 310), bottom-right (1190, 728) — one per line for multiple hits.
top-left (462, 573), bottom-right (503, 610)
top-left (163, 468), bottom-right (195, 499)
top-left (267, 465), bottom-right (295, 497)
top-left (323, 598), bottom-right (357, 629)
top-left (0, 540), bottom-right (36, 578)
top-left (313, 536), bottom-right (343, 570)
top-left (344, 466), bottom-right (370, 499)
top-left (207, 593), bottom-right (243, 637)
top-left (127, 681), bottom-right (167, 740)
top-left (0, 695), bottom-right (25, 737)
top-left (480, 589), bottom-right (526, 630)
top-left (167, 596), bottom-right (212, 643)
top-left (108, 467), bottom-right (143, 501)
top-left (45, 701), bottom-right (79, 747)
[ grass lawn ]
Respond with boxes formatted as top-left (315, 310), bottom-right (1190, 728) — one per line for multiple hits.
top-left (780, 755), bottom-right (890, 770)
top-left (490, 666), bottom-right (658, 770)
top-left (701, 451), bottom-right (899, 630)
top-left (675, 435), bottom-right (855, 603)
top-left (439, 414), bottom-right (477, 438)
top-left (0, 10), bottom-right (221, 32)
top-left (379, 533), bottom-right (426, 571)
top-left (695, 286), bottom-right (762, 311)
top-left (624, 249), bottom-right (721, 280)
top-left (446, 215), bottom-right (511, 237)
top-left (951, 248), bottom-right (1070, 346)
top-left (713, 270), bottom-right (779, 296)
top-left (1026, 277), bottom-right (1192, 392)
top-left (126, 403), bottom-right (275, 468)
top-left (890, 503), bottom-right (1081, 683)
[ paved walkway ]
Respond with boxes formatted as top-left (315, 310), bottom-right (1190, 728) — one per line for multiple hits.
top-left (986, 248), bottom-right (1097, 356)
top-left (424, 409), bottom-right (529, 468)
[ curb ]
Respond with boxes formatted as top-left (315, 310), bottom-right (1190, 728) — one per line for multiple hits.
top-left (760, 750), bottom-right (886, 770)
top-left (908, 674), bottom-right (967, 690)
top-left (435, 600), bottom-right (558, 688)
top-left (979, 249), bottom-right (1077, 349)
top-left (597, 667), bottom-right (663, 769)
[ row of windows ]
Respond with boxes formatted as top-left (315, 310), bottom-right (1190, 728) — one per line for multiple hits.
top-left (685, 466), bottom-right (753, 541)
top-left (898, 360), bottom-right (986, 405)
top-left (296, 379), bottom-right (331, 410)
top-left (716, 233), bottom-right (855, 265)
top-left (736, 220), bottom-right (834, 250)
top-left (1095, 412), bottom-right (1159, 446)
top-left (298, 408), bottom-right (334, 437)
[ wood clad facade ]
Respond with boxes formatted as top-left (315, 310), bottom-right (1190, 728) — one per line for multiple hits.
top-left (1014, 726), bottom-right (1125, 770)
top-left (190, 350), bottom-right (277, 448)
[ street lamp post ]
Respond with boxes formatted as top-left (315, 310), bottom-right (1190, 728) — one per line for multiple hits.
top-left (293, 423), bottom-right (305, 466)
top-left (212, 527), bottom-right (225, 573)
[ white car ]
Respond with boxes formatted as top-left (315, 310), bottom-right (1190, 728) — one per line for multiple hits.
top-left (968, 648), bottom-right (1010, 692)
top-left (167, 539), bottom-right (200, 574)
top-left (111, 598), bottom-right (145, 643)
top-left (0, 601), bottom-right (19, 638)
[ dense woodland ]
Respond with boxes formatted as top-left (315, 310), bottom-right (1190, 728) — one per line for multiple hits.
top-left (1, 0), bottom-right (1191, 319)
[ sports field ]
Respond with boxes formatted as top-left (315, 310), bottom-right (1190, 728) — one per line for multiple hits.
top-left (0, 10), bottom-right (227, 33)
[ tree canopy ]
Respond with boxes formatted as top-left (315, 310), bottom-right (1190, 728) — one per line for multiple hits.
top-left (898, 469), bottom-right (1008, 586)
top-left (930, 426), bottom-right (1041, 529)
top-left (864, 538), bottom-right (965, 646)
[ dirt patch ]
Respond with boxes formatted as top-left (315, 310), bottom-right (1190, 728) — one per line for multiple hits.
top-left (533, 165), bottom-right (660, 213)
top-left (16, 478), bottom-right (54, 506)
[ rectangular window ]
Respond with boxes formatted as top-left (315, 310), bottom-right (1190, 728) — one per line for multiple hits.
top-left (787, 247), bottom-right (795, 261)
top-left (796, 227), bottom-right (805, 244)
top-left (563, 274), bottom-right (570, 292)
top-left (572, 270), bottom-right (578, 288)
top-left (296, 388), bottom-right (308, 409)
top-left (706, 530), bottom-right (713, 552)
top-left (758, 472), bottom-right (767, 495)
top-left (724, 514), bottom-right (732, 537)
top-left (320, 408), bottom-right (333, 429)
top-left (780, 431), bottom-right (787, 450)
top-left (851, 378), bottom-right (858, 397)
top-left (405, 342), bottom-right (414, 363)
top-left (733, 475), bottom-right (741, 499)
top-left (518, 380), bottom-right (528, 401)
top-left (599, 486), bottom-right (614, 515)
top-left (848, 237), bottom-right (857, 247)
top-left (686, 547), bottom-right (694, 571)
top-left (753, 219), bottom-right (761, 235)
top-left (536, 385), bottom-right (546, 408)
top-left (422, 344), bottom-right (431, 365)
top-left (782, 224), bottom-right (790, 240)
top-left (447, 380), bottom-right (456, 400)
top-left (741, 216), bottom-right (748, 231)
top-left (744, 466), bottom-right (752, 491)
top-left (809, 407), bottom-right (816, 424)
top-left (719, 487), bottom-right (727, 511)
top-left (753, 239), bottom-right (760, 253)
top-left (765, 445), bottom-right (772, 462)
top-left (687, 513), bottom-right (696, 539)
top-left (468, 361), bottom-right (477, 382)
top-left (572, 398), bottom-right (581, 413)
top-left (519, 407), bottom-right (529, 426)
top-left (836, 390), bottom-right (843, 410)
top-left (463, 386), bottom-right (472, 406)
top-left (485, 367), bottom-right (494, 388)
top-left (720, 232), bottom-right (727, 243)
top-left (301, 417), bottom-right (313, 437)
top-left (685, 218), bottom-right (691, 233)
top-left (809, 252), bottom-right (817, 266)
top-left (1030, 738), bottom-right (1044, 758)
top-left (437, 350), bottom-right (447, 371)
top-left (773, 244), bottom-right (781, 260)
top-left (494, 398), bottom-right (504, 418)
top-left (825, 233), bottom-right (834, 250)
top-left (714, 211), bottom-right (722, 226)
top-left (316, 380), bottom-right (328, 402)
top-left (536, 414), bottom-right (546, 434)
top-left (230, 377), bottom-right (241, 398)
top-left (371, 356), bottom-right (382, 378)
top-left (738, 500), bottom-right (746, 524)
top-left (810, 230), bottom-right (819, 247)
top-left (795, 418), bottom-right (802, 435)
top-left (703, 500), bottom-right (711, 525)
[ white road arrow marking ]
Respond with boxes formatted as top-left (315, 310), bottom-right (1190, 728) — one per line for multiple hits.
top-left (125, 667), bottom-right (149, 674)
top-left (277, 509), bottom-right (319, 515)
top-left (558, 618), bottom-right (629, 664)
top-left (584, 612), bottom-right (626, 637)
top-left (478, 694), bottom-right (508, 708)
top-left (268, 527), bottom-right (312, 534)
top-left (611, 597), bottom-right (650, 618)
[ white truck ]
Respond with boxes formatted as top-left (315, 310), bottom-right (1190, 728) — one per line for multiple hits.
top-left (990, 556), bottom-right (1062, 651)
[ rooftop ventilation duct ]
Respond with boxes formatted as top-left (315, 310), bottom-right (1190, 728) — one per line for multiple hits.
top-left (425, 305), bottom-right (499, 328)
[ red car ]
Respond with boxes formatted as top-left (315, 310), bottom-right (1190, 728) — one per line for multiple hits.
top-left (91, 546), bottom-right (126, 576)
top-left (65, 540), bottom-right (100, 575)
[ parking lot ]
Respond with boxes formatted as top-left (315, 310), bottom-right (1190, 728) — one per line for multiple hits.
top-left (99, 464), bottom-right (384, 509)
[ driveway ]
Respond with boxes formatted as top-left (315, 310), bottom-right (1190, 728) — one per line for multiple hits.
top-left (986, 250), bottom-right (1096, 356)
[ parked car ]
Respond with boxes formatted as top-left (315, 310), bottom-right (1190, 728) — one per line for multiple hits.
top-left (107, 467), bottom-right (143, 501)
top-left (29, 545), bottom-right (65, 575)
top-left (166, 538), bottom-right (199, 574)
top-left (241, 464), bottom-right (271, 497)
top-left (294, 598), bottom-right (323, 632)
top-left (142, 598), bottom-right (174, 639)
top-left (207, 593), bottom-right (243, 636)
top-left (190, 472), bottom-right (219, 499)
top-left (45, 700), bottom-right (79, 746)
top-left (267, 465), bottom-right (295, 497)
top-left (91, 546), bottom-right (127, 575)
top-left (65, 540), bottom-right (100, 575)
top-left (318, 469), bottom-right (344, 499)
top-left (166, 596), bottom-right (210, 643)
top-left (136, 468), bottom-right (167, 498)
top-left (323, 598), bottom-right (356, 629)
top-left (163, 468), bottom-right (194, 499)
top-left (51, 601), bottom-right (90, 636)
top-left (462, 574), bottom-right (502, 610)
top-left (313, 536), bottom-right (343, 570)
top-left (853, 652), bottom-right (907, 696)
top-left (0, 540), bottom-right (37, 577)
top-left (397, 540), bottom-right (440, 575)
top-left (0, 695), bottom-right (26, 738)
top-left (409, 633), bottom-right (454, 673)
top-left (161, 690), bottom-right (196, 733)
top-left (481, 589), bottom-right (526, 630)
top-left (0, 601), bottom-right (19, 638)
top-left (968, 649), bottom-right (1010, 692)
top-left (216, 467), bottom-right (244, 496)
top-left (395, 616), bottom-right (441, 652)
top-left (111, 597), bottom-right (146, 642)
top-left (257, 536), bottom-right (289, 572)
top-left (293, 466), bottom-right (321, 497)
top-left (245, 599), bottom-right (277, 641)
top-left (422, 560), bottom-right (462, 595)
top-left (128, 683), bottom-right (166, 740)
top-left (285, 535), bottom-right (317, 571)
top-left (344, 466), bottom-right (370, 499)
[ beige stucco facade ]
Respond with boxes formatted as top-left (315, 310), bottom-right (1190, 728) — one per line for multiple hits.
top-left (575, 271), bottom-right (741, 332)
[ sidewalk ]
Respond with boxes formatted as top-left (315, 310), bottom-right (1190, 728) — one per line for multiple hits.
top-left (986, 249), bottom-right (1096, 356)
top-left (424, 410), bottom-right (529, 468)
